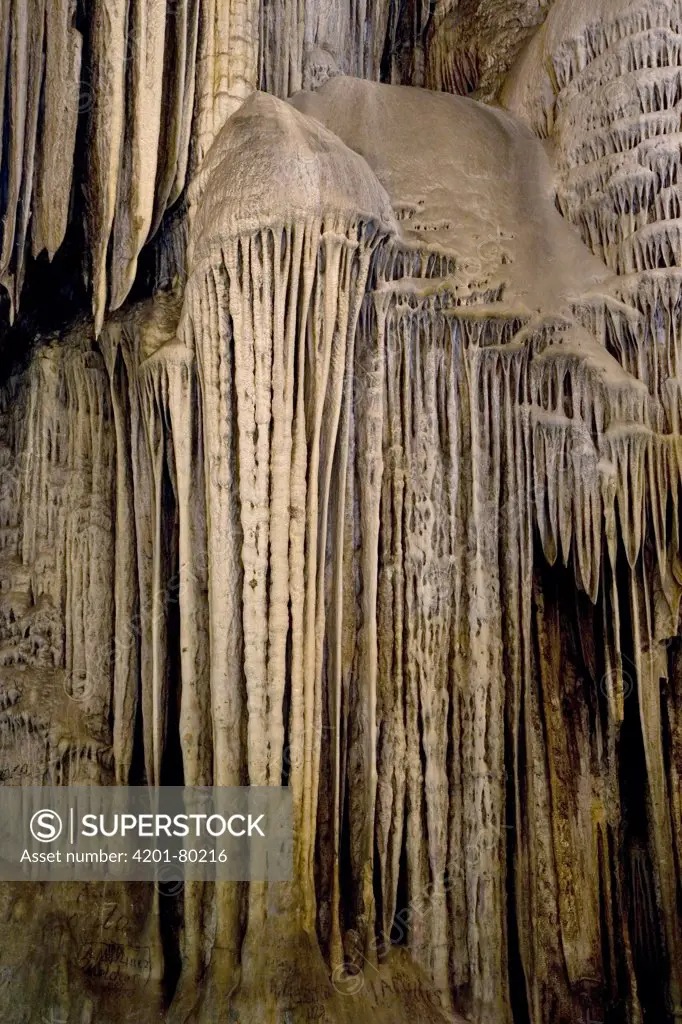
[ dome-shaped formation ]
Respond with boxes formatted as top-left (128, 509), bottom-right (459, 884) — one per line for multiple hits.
top-left (191, 91), bottom-right (396, 265)
top-left (291, 76), bottom-right (611, 311)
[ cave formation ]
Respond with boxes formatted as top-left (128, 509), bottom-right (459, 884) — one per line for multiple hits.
top-left (0, 0), bottom-right (681, 1022)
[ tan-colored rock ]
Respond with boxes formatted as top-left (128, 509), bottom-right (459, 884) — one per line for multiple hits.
top-left (0, 5), bottom-right (681, 1024)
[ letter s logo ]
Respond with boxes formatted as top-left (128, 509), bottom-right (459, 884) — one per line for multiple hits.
top-left (30, 810), bottom-right (63, 843)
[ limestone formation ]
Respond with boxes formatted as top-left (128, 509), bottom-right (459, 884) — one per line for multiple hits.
top-left (0, 1), bottom-right (682, 1023)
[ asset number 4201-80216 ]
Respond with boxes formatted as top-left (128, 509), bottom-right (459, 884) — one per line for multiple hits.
top-left (132, 849), bottom-right (232, 863)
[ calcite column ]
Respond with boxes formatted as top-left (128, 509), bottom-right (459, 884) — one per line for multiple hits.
top-left (176, 92), bottom-right (396, 1004)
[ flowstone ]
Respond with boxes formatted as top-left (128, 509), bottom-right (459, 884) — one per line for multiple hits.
top-left (1, 3), bottom-right (682, 1023)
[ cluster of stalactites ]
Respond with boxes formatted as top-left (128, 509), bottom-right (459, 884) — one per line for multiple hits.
top-left (520, 309), bottom-right (682, 632)
top-left (504, 0), bottom-right (682, 287)
top-left (177, 209), bottom-right (387, 865)
top-left (0, 0), bottom-right (260, 332)
top-left (0, 327), bottom-right (118, 795)
top-left (260, 0), bottom-right (390, 96)
top-left (497, 0), bottom-right (682, 651)
top-left (375, 274), bottom-right (682, 658)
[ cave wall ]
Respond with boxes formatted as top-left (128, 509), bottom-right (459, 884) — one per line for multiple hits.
top-left (1, 1), bottom-right (682, 1024)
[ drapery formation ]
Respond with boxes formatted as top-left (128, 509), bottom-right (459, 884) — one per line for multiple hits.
top-left (1, 2), bottom-right (682, 1022)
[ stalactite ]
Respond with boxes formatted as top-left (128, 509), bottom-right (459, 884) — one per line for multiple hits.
top-left (31, 0), bottom-right (82, 264)
top-left (86, 0), bottom-right (128, 336)
top-left (109, 0), bottom-right (167, 311)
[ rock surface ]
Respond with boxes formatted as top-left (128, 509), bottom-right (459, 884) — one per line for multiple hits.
top-left (0, 3), bottom-right (681, 1024)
